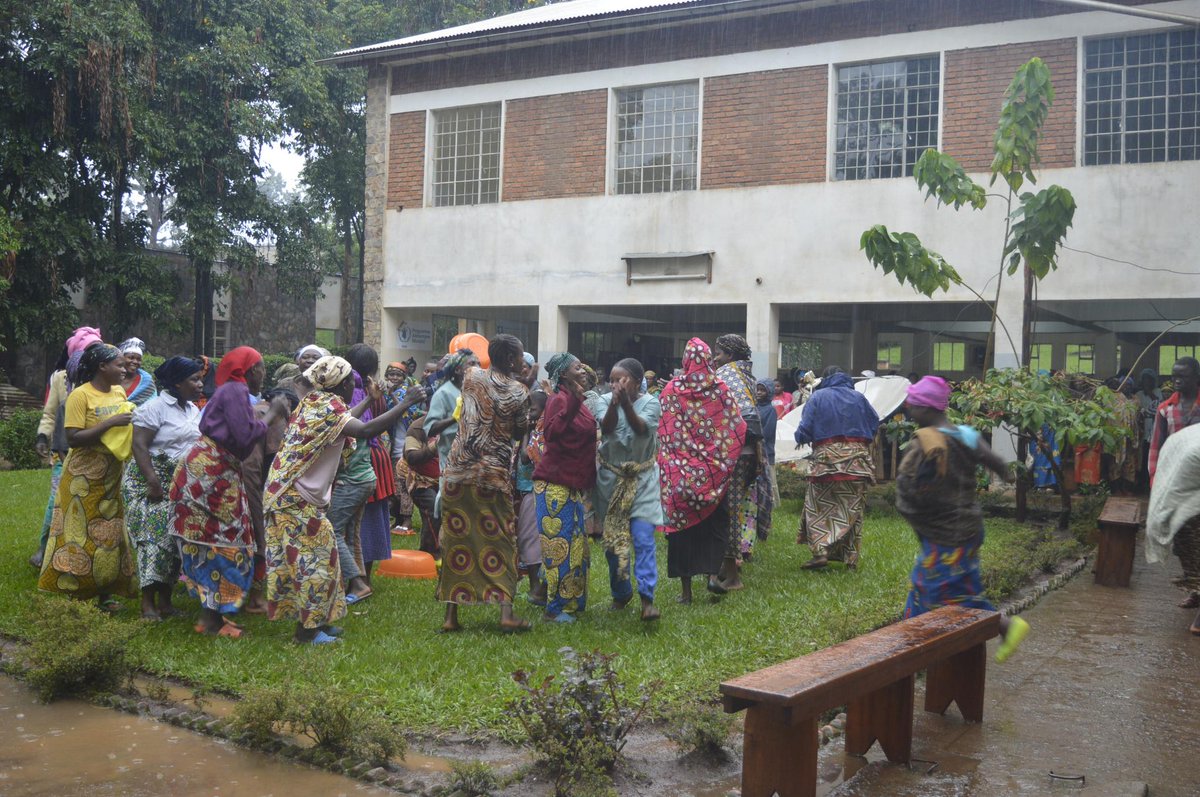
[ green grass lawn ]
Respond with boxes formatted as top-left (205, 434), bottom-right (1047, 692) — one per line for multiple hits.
top-left (0, 468), bottom-right (1086, 733)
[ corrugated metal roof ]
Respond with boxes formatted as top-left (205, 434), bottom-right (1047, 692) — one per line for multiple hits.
top-left (331, 0), bottom-right (709, 60)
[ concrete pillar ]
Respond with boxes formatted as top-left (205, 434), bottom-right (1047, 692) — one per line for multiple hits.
top-left (1094, 332), bottom-right (1118, 377)
top-left (850, 305), bottom-right (875, 375)
top-left (913, 331), bottom-right (934, 376)
top-left (537, 304), bottom-right (568, 378)
top-left (361, 64), bottom-right (391, 351)
top-left (746, 301), bottom-right (779, 380)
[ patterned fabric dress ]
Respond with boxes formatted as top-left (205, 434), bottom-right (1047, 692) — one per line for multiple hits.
top-left (38, 384), bottom-right (137, 600)
top-left (535, 481), bottom-right (589, 615)
top-left (436, 367), bottom-right (530, 606)
top-left (264, 389), bottom-right (354, 629)
top-left (124, 454), bottom-right (184, 588)
top-left (800, 440), bottom-right (874, 568)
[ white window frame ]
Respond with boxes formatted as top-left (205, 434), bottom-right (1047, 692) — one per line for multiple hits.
top-left (425, 102), bottom-right (505, 207)
top-left (607, 80), bottom-right (702, 195)
top-left (827, 52), bottom-right (944, 182)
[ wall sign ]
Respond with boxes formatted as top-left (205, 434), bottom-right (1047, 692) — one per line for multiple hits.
top-left (396, 321), bottom-right (433, 348)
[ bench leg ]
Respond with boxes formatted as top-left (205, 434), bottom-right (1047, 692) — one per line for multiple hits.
top-left (845, 675), bottom-right (914, 763)
top-left (741, 705), bottom-right (817, 797)
top-left (924, 642), bottom-right (987, 722)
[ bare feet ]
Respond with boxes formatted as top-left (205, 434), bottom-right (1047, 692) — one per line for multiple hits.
top-left (1190, 609), bottom-right (1200, 637)
top-left (441, 604), bottom-right (460, 633)
top-left (801, 556), bottom-right (828, 570)
top-left (1179, 592), bottom-right (1200, 609)
top-left (640, 596), bottom-right (660, 621)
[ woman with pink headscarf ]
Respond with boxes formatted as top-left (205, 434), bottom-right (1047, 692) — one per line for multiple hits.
top-left (895, 375), bottom-right (1029, 663)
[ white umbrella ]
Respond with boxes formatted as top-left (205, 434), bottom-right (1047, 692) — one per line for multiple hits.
top-left (775, 375), bottom-right (909, 465)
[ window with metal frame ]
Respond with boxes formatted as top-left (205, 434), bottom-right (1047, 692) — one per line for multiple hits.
top-left (1065, 343), bottom-right (1096, 375)
top-left (1160, 344), bottom-right (1198, 374)
top-left (614, 83), bottom-right (699, 194)
top-left (1084, 30), bottom-right (1199, 165)
top-left (432, 104), bottom-right (502, 206)
top-left (932, 341), bottom-right (965, 372)
top-left (835, 56), bottom-right (940, 181)
top-left (1028, 343), bottom-right (1053, 373)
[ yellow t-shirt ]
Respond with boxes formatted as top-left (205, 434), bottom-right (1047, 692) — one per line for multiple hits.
top-left (64, 383), bottom-right (129, 431)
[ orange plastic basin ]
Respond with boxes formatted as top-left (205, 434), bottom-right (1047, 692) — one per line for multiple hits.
top-left (376, 549), bottom-right (438, 579)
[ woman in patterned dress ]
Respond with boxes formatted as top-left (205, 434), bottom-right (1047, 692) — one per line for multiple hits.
top-left (264, 356), bottom-right (425, 644)
top-left (169, 347), bottom-right (291, 638)
top-left (436, 335), bottom-right (531, 633)
top-left (124, 357), bottom-right (204, 620)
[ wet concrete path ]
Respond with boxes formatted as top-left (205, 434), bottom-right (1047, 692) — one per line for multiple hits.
top-left (830, 539), bottom-right (1200, 796)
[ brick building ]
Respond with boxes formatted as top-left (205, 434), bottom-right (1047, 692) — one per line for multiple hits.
top-left (330, 0), bottom-right (1200, 382)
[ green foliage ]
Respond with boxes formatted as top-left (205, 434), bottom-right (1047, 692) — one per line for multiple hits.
top-left (1004, 185), bottom-right (1077, 277)
top-left (775, 464), bottom-right (807, 501)
top-left (913, 150), bottom-right (987, 210)
top-left (0, 410), bottom-right (45, 470)
top-left (261, 353), bottom-right (297, 388)
top-left (506, 647), bottom-right (657, 797)
top-left (990, 57), bottom-right (1055, 193)
top-left (860, 225), bottom-right (961, 296)
top-left (441, 760), bottom-right (500, 797)
top-left (21, 595), bottom-right (141, 701)
top-left (231, 667), bottom-right (406, 766)
top-left (662, 702), bottom-right (734, 761)
top-left (979, 518), bottom-right (1086, 600)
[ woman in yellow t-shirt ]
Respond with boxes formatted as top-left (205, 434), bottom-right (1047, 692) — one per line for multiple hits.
top-left (38, 343), bottom-right (138, 609)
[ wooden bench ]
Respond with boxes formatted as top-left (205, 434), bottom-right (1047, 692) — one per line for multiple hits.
top-left (1093, 496), bottom-right (1146, 588)
top-left (720, 606), bottom-right (1000, 797)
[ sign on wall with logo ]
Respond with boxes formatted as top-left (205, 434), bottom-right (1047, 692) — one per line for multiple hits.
top-left (396, 321), bottom-right (433, 349)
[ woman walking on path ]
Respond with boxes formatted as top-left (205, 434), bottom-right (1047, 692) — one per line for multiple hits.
top-left (437, 335), bottom-right (531, 632)
top-left (124, 357), bottom-right (204, 620)
top-left (795, 366), bottom-right (879, 571)
top-left (265, 356), bottom-right (423, 644)
top-left (38, 343), bottom-right (138, 610)
top-left (595, 358), bottom-right (662, 621)
top-left (657, 338), bottom-right (746, 604)
top-left (896, 376), bottom-right (1029, 662)
top-left (118, 338), bottom-right (157, 407)
top-left (533, 353), bottom-right (597, 623)
top-left (169, 347), bottom-right (290, 638)
top-left (710, 334), bottom-right (763, 591)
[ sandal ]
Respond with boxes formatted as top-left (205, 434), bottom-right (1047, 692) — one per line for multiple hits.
top-left (500, 619), bottom-right (533, 632)
top-left (995, 616), bottom-right (1030, 663)
top-left (706, 578), bottom-right (727, 595)
top-left (196, 622), bottom-right (244, 639)
top-left (296, 630), bottom-right (339, 645)
top-left (1179, 593), bottom-right (1200, 609)
top-left (801, 557), bottom-right (828, 570)
top-left (98, 598), bottom-right (123, 614)
top-left (345, 590), bottom-right (373, 605)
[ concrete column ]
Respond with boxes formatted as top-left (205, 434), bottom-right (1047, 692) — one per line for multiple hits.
top-left (850, 306), bottom-right (875, 374)
top-left (746, 301), bottom-right (779, 380)
top-left (913, 331), bottom-right (934, 376)
top-left (1094, 332), bottom-right (1118, 377)
top-left (361, 64), bottom-right (391, 351)
top-left (537, 304), bottom-right (568, 378)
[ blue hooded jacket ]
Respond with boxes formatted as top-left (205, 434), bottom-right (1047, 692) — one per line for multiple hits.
top-left (795, 372), bottom-right (880, 445)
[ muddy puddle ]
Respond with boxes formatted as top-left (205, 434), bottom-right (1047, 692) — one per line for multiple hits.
top-left (0, 675), bottom-right (391, 797)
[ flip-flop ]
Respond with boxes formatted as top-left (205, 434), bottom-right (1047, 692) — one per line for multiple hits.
top-left (319, 625), bottom-right (344, 638)
top-left (98, 598), bottom-right (123, 614)
top-left (299, 630), bottom-right (340, 645)
top-left (706, 578), bottom-right (727, 595)
top-left (345, 591), bottom-right (373, 605)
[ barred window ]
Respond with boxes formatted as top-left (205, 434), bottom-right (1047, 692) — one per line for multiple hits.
top-left (835, 57), bottom-right (940, 181)
top-left (1084, 30), bottom-right (1199, 165)
top-left (615, 83), bottom-right (699, 194)
top-left (432, 104), bottom-right (501, 206)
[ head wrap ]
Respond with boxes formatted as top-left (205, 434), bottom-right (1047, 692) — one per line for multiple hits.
top-left (386, 361), bottom-right (407, 374)
top-left (545, 352), bottom-right (579, 390)
top-left (756, 378), bottom-right (775, 405)
top-left (274, 362), bottom-right (301, 384)
top-left (522, 352), bottom-right (536, 368)
top-left (215, 346), bottom-right (263, 386)
top-left (119, 337), bottom-right (147, 357)
top-left (305, 355), bottom-right (353, 390)
top-left (1139, 367), bottom-right (1159, 384)
top-left (66, 327), bottom-right (103, 358)
top-left (716, 334), bottom-right (752, 363)
top-left (66, 350), bottom-right (86, 386)
top-left (154, 356), bottom-right (202, 391)
top-left (404, 357), bottom-right (418, 374)
top-left (78, 343), bottom-right (121, 384)
top-left (295, 344), bottom-right (329, 362)
top-left (907, 375), bottom-right (952, 411)
top-left (445, 348), bottom-right (475, 377)
top-left (581, 364), bottom-right (598, 391)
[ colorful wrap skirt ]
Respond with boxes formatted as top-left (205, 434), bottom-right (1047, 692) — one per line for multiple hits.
top-left (180, 542), bottom-right (253, 613)
top-left (535, 480), bottom-right (589, 617)
top-left (265, 488), bottom-right (347, 630)
top-left (903, 532), bottom-right (995, 619)
top-left (122, 454), bottom-right (182, 588)
top-left (436, 479), bottom-right (519, 606)
top-left (801, 479), bottom-right (868, 568)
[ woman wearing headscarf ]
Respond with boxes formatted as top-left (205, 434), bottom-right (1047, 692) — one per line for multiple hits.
top-left (265, 355), bottom-right (425, 644)
top-left (752, 378), bottom-right (779, 548)
top-left (123, 357), bottom-right (204, 620)
top-left (595, 357), bottom-right (662, 621)
top-left (657, 339), bottom-right (747, 604)
top-left (118, 337), bottom-right (157, 408)
top-left (896, 376), bottom-right (1029, 661)
top-left (424, 348), bottom-right (480, 503)
top-left (437, 335), bottom-right (531, 632)
top-left (532, 352), bottom-right (598, 623)
top-left (168, 346), bottom-right (290, 638)
top-left (795, 366), bottom-right (880, 571)
top-left (38, 343), bottom-right (138, 610)
top-left (710, 333), bottom-right (764, 591)
top-left (294, 344), bottom-right (329, 372)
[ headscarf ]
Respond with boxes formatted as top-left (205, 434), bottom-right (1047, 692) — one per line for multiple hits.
top-left (274, 362), bottom-right (301, 383)
top-left (154, 356), bottom-right (202, 393)
top-left (215, 346), bottom-right (263, 386)
top-left (545, 352), bottom-right (579, 390)
top-left (305, 355), bottom-right (352, 389)
top-left (386, 361), bottom-right (407, 374)
top-left (118, 337), bottom-right (147, 357)
top-left (66, 327), bottom-right (102, 358)
top-left (907, 375), bottom-right (952, 411)
top-left (77, 343), bottom-right (121, 384)
top-left (756, 378), bottom-right (775, 406)
top-left (295, 344), bottom-right (329, 361)
top-left (444, 349), bottom-right (475, 381)
top-left (656, 338), bottom-right (747, 533)
top-left (404, 357), bottom-right (418, 374)
top-left (264, 389), bottom-right (354, 513)
top-left (715, 333), bottom-right (752, 363)
top-left (66, 350), bottom-right (86, 387)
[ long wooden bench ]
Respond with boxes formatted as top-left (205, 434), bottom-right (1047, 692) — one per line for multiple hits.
top-left (720, 606), bottom-right (1000, 797)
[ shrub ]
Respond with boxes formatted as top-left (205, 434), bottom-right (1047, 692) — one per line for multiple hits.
top-left (231, 674), bottom-right (405, 766)
top-left (662, 702), bottom-right (734, 762)
top-left (141, 353), bottom-right (165, 375)
top-left (0, 409), bottom-right (45, 470)
top-left (261, 353), bottom-right (295, 389)
top-left (505, 647), bottom-right (658, 797)
top-left (774, 464), bottom-right (806, 501)
top-left (441, 760), bottom-right (499, 797)
top-left (22, 595), bottom-right (140, 701)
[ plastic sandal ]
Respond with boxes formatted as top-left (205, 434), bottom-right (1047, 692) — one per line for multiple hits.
top-left (345, 591), bottom-right (373, 605)
top-left (320, 625), bottom-right (344, 637)
top-left (304, 630), bottom-right (340, 645)
top-left (995, 616), bottom-right (1030, 663)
